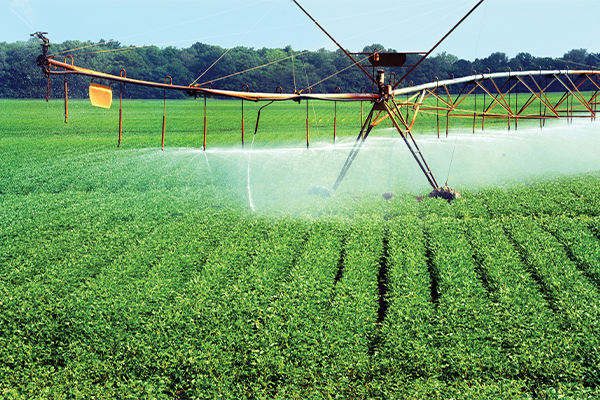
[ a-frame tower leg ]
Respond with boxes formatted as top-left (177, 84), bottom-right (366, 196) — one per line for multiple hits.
top-left (385, 100), bottom-right (439, 189)
top-left (333, 106), bottom-right (382, 191)
top-left (332, 100), bottom-right (440, 192)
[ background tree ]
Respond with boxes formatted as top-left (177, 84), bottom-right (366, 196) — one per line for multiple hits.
top-left (1, 38), bottom-right (598, 99)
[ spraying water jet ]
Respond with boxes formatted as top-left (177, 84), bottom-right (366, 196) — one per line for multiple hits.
top-left (30, 2), bottom-right (599, 198)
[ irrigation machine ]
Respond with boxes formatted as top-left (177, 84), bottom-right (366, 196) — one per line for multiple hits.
top-left (32, 0), bottom-right (599, 201)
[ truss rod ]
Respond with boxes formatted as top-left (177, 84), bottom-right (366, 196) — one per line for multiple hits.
top-left (393, 0), bottom-right (485, 89)
top-left (332, 107), bottom-right (380, 191)
top-left (388, 100), bottom-right (439, 189)
top-left (292, 0), bottom-right (376, 85)
top-left (333, 99), bottom-right (440, 192)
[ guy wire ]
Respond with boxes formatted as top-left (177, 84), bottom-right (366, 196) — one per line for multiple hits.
top-left (555, 58), bottom-right (600, 69)
top-left (288, 1), bottom-right (298, 93)
top-left (51, 39), bottom-right (116, 56)
top-left (472, 0), bottom-right (488, 60)
top-left (445, 114), bottom-right (467, 186)
top-left (190, 0), bottom-right (280, 87)
top-left (64, 45), bottom-right (153, 56)
top-left (305, 54), bottom-right (371, 92)
top-left (199, 51), bottom-right (310, 87)
top-left (445, 135), bottom-right (458, 187)
top-left (291, 48), bottom-right (297, 93)
top-left (191, 47), bottom-right (233, 86)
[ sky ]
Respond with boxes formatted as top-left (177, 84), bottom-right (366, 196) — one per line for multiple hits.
top-left (2, 0), bottom-right (598, 62)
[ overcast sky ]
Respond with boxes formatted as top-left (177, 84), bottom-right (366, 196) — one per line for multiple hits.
top-left (3, 0), bottom-right (598, 62)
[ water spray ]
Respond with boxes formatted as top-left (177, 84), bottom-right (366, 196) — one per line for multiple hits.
top-left (247, 131), bottom-right (257, 212)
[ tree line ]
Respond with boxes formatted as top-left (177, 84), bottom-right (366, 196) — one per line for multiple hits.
top-left (1, 38), bottom-right (598, 99)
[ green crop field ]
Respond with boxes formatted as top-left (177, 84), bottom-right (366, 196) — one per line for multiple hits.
top-left (1, 98), bottom-right (600, 399)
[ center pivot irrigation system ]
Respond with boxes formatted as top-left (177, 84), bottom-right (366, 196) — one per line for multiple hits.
top-left (33, 0), bottom-right (600, 201)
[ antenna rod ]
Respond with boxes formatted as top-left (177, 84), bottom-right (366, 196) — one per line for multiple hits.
top-left (393, 0), bottom-right (485, 89)
top-left (292, 0), bottom-right (376, 84)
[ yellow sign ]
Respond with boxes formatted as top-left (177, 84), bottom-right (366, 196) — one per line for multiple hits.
top-left (89, 83), bottom-right (112, 109)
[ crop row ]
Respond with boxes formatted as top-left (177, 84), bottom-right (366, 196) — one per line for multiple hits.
top-left (0, 203), bottom-right (241, 398)
top-left (401, 172), bottom-right (600, 221)
top-left (476, 177), bottom-right (600, 219)
top-left (182, 218), bottom-right (305, 398)
top-left (590, 216), bottom-right (600, 238)
top-left (321, 215), bottom-right (384, 397)
top-left (504, 217), bottom-right (600, 386)
top-left (464, 218), bottom-right (583, 386)
top-left (264, 219), bottom-right (347, 397)
top-left (378, 216), bottom-right (434, 385)
top-left (539, 215), bottom-right (600, 289)
top-left (3, 197), bottom-right (600, 398)
top-left (371, 213), bottom-right (600, 395)
top-left (424, 216), bottom-right (508, 380)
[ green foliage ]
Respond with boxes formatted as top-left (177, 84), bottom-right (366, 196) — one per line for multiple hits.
top-left (539, 215), bottom-right (600, 289)
top-left (504, 217), bottom-right (600, 386)
top-left (379, 216), bottom-right (434, 380)
top-left (1, 100), bottom-right (600, 398)
top-left (464, 219), bottom-right (582, 386)
top-left (424, 216), bottom-right (506, 380)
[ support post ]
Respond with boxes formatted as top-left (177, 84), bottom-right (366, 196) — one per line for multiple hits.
top-left (306, 99), bottom-right (310, 149)
top-left (162, 76), bottom-right (172, 151)
top-left (334, 101), bottom-right (337, 144)
top-left (472, 76), bottom-right (476, 134)
top-left (483, 69), bottom-right (488, 130)
top-left (63, 56), bottom-right (73, 124)
top-left (507, 71), bottom-right (511, 131)
top-left (334, 87), bottom-right (341, 144)
top-left (387, 101), bottom-right (439, 189)
top-left (203, 95), bottom-right (207, 151)
top-left (515, 74), bottom-right (518, 130)
top-left (119, 79), bottom-right (124, 146)
top-left (538, 70), bottom-right (542, 129)
top-left (64, 75), bottom-right (68, 123)
top-left (241, 84), bottom-right (249, 149)
top-left (118, 69), bottom-right (126, 148)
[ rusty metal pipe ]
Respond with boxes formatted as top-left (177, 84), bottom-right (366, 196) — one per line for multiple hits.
top-left (203, 95), bottom-right (207, 151)
top-left (162, 76), bottom-right (172, 151)
top-left (118, 69), bottom-right (126, 147)
top-left (306, 98), bottom-right (310, 149)
top-left (64, 75), bottom-right (68, 123)
top-left (434, 77), bottom-right (440, 138)
top-left (333, 107), bottom-right (378, 191)
top-left (242, 84), bottom-right (249, 148)
top-left (45, 58), bottom-right (376, 102)
top-left (254, 100), bottom-right (274, 135)
top-left (62, 56), bottom-right (73, 123)
top-left (334, 87), bottom-right (341, 144)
